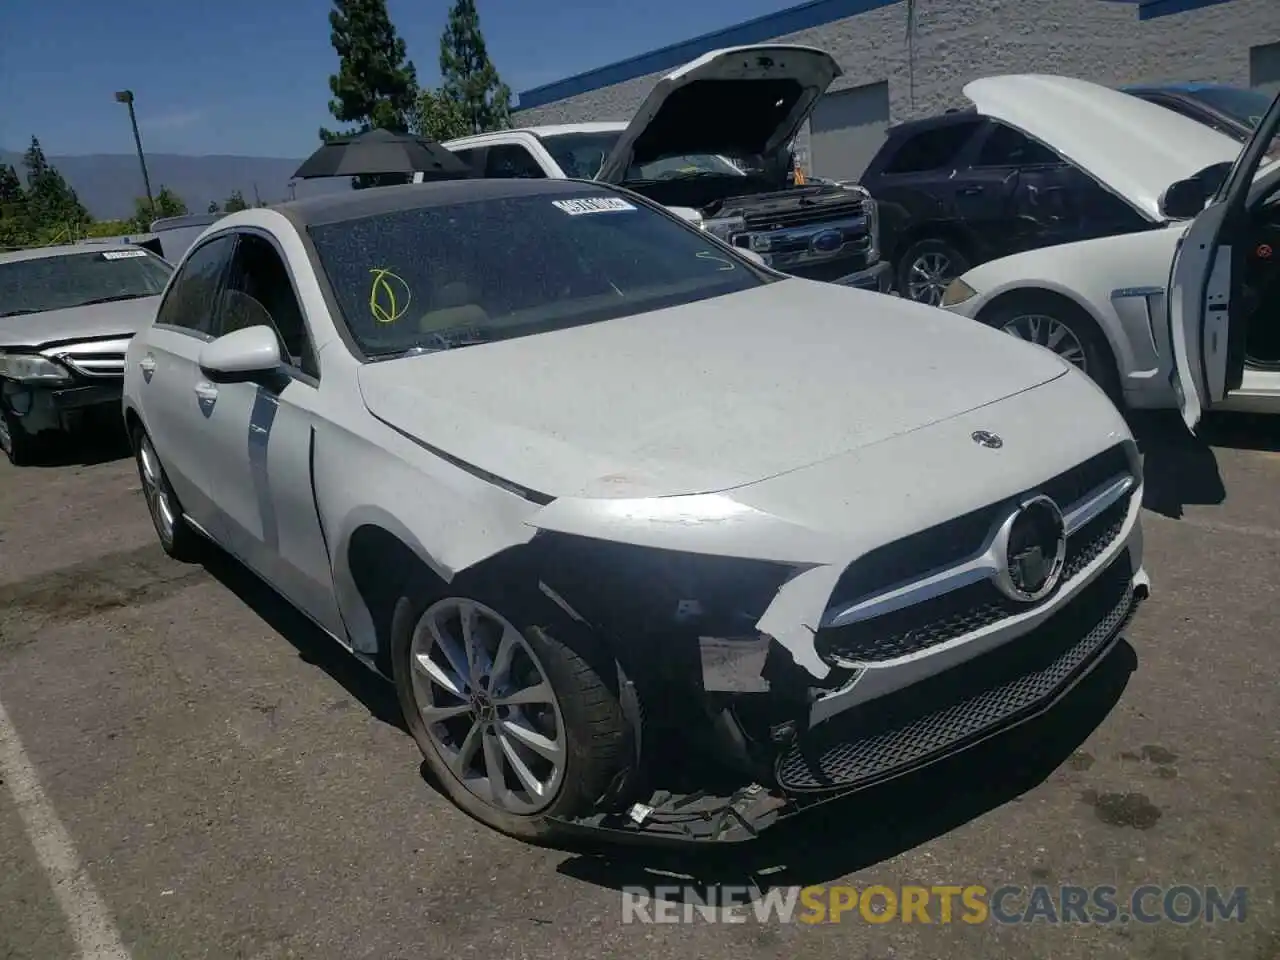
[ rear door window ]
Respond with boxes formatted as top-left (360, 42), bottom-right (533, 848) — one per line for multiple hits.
top-left (973, 123), bottom-right (1062, 168)
top-left (881, 120), bottom-right (983, 175)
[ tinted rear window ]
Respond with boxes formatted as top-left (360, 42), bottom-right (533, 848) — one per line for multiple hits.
top-left (0, 249), bottom-right (172, 318)
top-left (307, 189), bottom-right (770, 357)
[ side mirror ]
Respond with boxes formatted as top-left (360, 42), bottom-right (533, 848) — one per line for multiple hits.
top-left (1159, 177), bottom-right (1208, 219)
top-left (738, 249), bottom-right (767, 266)
top-left (199, 323), bottom-right (284, 383)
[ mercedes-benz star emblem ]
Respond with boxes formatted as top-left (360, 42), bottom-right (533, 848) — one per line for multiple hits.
top-left (971, 430), bottom-right (1003, 448)
top-left (994, 495), bottom-right (1067, 603)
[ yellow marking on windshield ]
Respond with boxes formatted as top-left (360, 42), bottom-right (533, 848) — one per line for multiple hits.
top-left (369, 268), bottom-right (412, 324)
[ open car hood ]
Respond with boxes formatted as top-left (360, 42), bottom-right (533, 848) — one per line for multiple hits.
top-left (964, 74), bottom-right (1243, 222)
top-left (595, 44), bottom-right (841, 183)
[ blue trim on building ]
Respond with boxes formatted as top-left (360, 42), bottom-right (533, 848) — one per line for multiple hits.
top-left (516, 0), bottom-right (898, 110)
top-left (516, 0), bottom-right (1241, 110)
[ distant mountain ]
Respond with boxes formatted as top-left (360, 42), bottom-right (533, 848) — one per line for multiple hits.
top-left (0, 150), bottom-right (351, 221)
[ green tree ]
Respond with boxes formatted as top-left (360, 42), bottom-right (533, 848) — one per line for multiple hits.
top-left (438, 0), bottom-right (512, 135)
top-left (128, 185), bottom-right (186, 232)
top-left (223, 190), bottom-right (249, 212)
top-left (411, 87), bottom-right (471, 142)
top-left (22, 136), bottom-right (89, 240)
top-left (321, 0), bottom-right (418, 138)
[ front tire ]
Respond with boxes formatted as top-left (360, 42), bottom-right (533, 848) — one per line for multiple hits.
top-left (132, 426), bottom-right (204, 562)
top-left (0, 401), bottom-right (37, 466)
top-left (391, 582), bottom-right (631, 842)
top-left (897, 238), bottom-right (969, 305)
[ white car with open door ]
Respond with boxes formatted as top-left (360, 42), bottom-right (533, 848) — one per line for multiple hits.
top-left (1168, 88), bottom-right (1280, 427)
top-left (443, 45), bottom-right (891, 293)
top-left (939, 76), bottom-right (1280, 415)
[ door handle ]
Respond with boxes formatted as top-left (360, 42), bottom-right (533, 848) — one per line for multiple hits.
top-left (958, 185), bottom-right (984, 196)
top-left (194, 382), bottom-right (219, 403)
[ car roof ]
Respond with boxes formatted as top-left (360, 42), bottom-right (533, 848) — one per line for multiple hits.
top-left (883, 107), bottom-right (981, 138)
top-left (0, 242), bottom-right (140, 264)
top-left (1123, 81), bottom-right (1238, 95)
top-left (272, 177), bottom-right (628, 229)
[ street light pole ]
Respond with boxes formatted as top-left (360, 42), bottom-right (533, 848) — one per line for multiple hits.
top-left (114, 90), bottom-right (155, 223)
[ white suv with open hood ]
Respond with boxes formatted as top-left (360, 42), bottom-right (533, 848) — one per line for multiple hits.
top-left (941, 74), bottom-right (1280, 421)
top-left (444, 45), bottom-right (891, 292)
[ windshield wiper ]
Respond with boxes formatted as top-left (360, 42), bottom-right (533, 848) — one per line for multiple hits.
top-left (375, 330), bottom-right (499, 359)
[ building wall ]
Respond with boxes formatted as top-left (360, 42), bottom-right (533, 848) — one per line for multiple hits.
top-left (515, 0), bottom-right (1280, 177)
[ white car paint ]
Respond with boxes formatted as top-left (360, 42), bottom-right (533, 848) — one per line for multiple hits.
top-left (122, 180), bottom-right (1148, 833)
top-left (964, 75), bottom-right (1241, 223)
top-left (944, 75), bottom-right (1280, 416)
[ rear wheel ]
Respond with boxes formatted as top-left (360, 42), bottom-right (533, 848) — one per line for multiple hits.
top-left (391, 582), bottom-right (631, 842)
top-left (980, 293), bottom-right (1122, 403)
top-left (897, 238), bottom-right (969, 305)
top-left (133, 427), bottom-right (204, 561)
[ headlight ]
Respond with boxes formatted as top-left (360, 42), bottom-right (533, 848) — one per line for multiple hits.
top-left (702, 215), bottom-right (745, 243)
top-left (0, 352), bottom-right (73, 384)
top-left (862, 196), bottom-right (881, 264)
top-left (940, 277), bottom-right (978, 308)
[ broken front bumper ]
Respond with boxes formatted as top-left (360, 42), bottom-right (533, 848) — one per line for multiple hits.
top-left (549, 552), bottom-right (1145, 845)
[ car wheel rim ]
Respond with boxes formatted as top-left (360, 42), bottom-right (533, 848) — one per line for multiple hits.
top-left (1000, 313), bottom-right (1088, 372)
top-left (137, 436), bottom-right (176, 543)
top-left (0, 413), bottom-right (11, 456)
top-left (906, 252), bottom-right (953, 305)
top-left (409, 598), bottom-right (566, 816)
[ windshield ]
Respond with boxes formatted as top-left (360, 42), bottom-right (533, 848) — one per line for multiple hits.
top-left (308, 188), bottom-right (771, 358)
top-left (1186, 86), bottom-right (1275, 129)
top-left (539, 131), bottom-right (745, 181)
top-left (0, 249), bottom-right (172, 318)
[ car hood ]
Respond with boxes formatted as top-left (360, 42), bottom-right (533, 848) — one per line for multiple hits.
top-left (356, 279), bottom-right (1069, 500)
top-left (595, 44), bottom-right (841, 183)
top-left (965, 74), bottom-right (1243, 222)
top-left (0, 295), bottom-right (160, 350)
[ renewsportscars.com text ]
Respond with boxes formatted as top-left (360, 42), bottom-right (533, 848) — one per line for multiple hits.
top-left (620, 884), bottom-right (1248, 925)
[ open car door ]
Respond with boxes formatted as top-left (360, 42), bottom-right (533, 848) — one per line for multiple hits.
top-left (1169, 90), bottom-right (1280, 429)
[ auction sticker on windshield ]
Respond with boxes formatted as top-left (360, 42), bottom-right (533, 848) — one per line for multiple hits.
top-left (552, 197), bottom-right (636, 215)
top-left (100, 249), bottom-right (149, 259)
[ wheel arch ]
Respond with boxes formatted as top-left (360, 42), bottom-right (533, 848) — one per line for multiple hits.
top-left (973, 283), bottom-right (1128, 398)
top-left (890, 219), bottom-right (978, 267)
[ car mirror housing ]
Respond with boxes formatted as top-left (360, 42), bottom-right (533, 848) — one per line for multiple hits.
top-left (198, 323), bottom-right (284, 383)
top-left (1159, 177), bottom-right (1208, 220)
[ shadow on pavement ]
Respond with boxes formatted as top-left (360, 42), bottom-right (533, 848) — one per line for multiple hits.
top-left (198, 545), bottom-right (406, 733)
top-left (1127, 410), bottom-right (1278, 520)
top-left (20, 419), bottom-right (132, 469)
top-left (555, 639), bottom-right (1137, 894)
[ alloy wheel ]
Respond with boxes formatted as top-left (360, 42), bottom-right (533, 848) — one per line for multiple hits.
top-left (0, 411), bottom-right (11, 457)
top-left (408, 598), bottom-right (566, 815)
top-left (999, 313), bottom-right (1088, 372)
top-left (137, 435), bottom-right (177, 543)
top-left (906, 252), bottom-right (954, 305)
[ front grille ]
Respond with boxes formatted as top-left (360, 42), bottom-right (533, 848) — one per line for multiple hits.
top-left (741, 198), bottom-right (863, 231)
top-left (61, 354), bottom-right (126, 377)
top-left (816, 488), bottom-right (1133, 665)
top-left (777, 554), bottom-right (1136, 793)
top-left (827, 443), bottom-right (1132, 611)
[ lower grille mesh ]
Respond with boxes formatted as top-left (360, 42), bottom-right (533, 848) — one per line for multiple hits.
top-left (777, 556), bottom-right (1135, 793)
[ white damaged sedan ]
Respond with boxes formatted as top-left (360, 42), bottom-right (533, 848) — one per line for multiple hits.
top-left (123, 178), bottom-right (1148, 844)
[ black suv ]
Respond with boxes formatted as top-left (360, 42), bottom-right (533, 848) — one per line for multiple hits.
top-left (860, 111), bottom-right (1152, 304)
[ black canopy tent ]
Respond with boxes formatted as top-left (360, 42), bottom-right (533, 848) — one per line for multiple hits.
top-left (293, 128), bottom-right (473, 181)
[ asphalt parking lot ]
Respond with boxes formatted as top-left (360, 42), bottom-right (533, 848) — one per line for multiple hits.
top-left (1, 412), bottom-right (1277, 960)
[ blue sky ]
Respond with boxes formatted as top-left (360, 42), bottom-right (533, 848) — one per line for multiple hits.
top-left (0, 0), bottom-right (799, 158)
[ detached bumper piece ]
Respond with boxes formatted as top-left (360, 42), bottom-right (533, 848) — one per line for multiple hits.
top-left (777, 555), bottom-right (1139, 793)
top-left (548, 784), bottom-right (793, 846)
